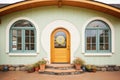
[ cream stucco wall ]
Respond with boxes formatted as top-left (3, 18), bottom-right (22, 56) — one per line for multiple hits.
top-left (0, 6), bottom-right (120, 65)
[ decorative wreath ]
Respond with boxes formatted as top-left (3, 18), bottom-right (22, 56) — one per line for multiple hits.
top-left (56, 36), bottom-right (65, 44)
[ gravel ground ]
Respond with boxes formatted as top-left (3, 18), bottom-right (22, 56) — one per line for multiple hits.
top-left (0, 71), bottom-right (120, 80)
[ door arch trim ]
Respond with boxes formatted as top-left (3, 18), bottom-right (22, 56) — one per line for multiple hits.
top-left (41, 20), bottom-right (80, 64)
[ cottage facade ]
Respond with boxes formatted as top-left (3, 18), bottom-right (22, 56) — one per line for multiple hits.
top-left (0, 0), bottom-right (120, 65)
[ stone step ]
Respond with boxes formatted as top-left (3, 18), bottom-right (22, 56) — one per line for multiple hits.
top-left (46, 64), bottom-right (74, 70)
top-left (39, 68), bottom-right (83, 75)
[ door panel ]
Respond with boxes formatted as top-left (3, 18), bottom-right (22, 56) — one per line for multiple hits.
top-left (51, 28), bottom-right (70, 63)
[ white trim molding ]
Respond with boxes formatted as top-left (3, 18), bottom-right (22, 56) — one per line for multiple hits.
top-left (6, 17), bottom-right (40, 55)
top-left (84, 53), bottom-right (112, 57)
top-left (41, 20), bottom-right (80, 63)
top-left (82, 17), bottom-right (115, 56)
top-left (8, 53), bottom-right (38, 56)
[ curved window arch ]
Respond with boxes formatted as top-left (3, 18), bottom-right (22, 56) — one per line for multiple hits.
top-left (10, 20), bottom-right (36, 53)
top-left (85, 20), bottom-right (111, 53)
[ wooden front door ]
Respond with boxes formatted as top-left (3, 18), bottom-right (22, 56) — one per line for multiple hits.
top-left (51, 28), bottom-right (70, 63)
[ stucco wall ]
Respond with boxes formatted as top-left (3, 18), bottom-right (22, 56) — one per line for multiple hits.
top-left (0, 6), bottom-right (120, 65)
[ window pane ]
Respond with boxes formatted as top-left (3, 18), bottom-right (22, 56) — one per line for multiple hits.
top-left (17, 37), bottom-right (21, 44)
top-left (31, 37), bottom-right (34, 43)
top-left (100, 37), bottom-right (104, 43)
top-left (17, 30), bottom-right (22, 44)
top-left (87, 37), bottom-right (91, 43)
top-left (86, 30), bottom-right (97, 50)
top-left (17, 44), bottom-right (22, 50)
top-left (105, 44), bottom-right (109, 50)
top-left (87, 20), bottom-right (108, 28)
top-left (99, 30), bottom-right (108, 37)
top-left (100, 44), bottom-right (109, 50)
top-left (25, 37), bottom-right (29, 44)
top-left (25, 44), bottom-right (30, 50)
top-left (12, 30), bottom-right (17, 36)
top-left (25, 30), bottom-right (30, 37)
top-left (17, 30), bottom-right (22, 50)
top-left (105, 30), bottom-right (109, 37)
top-left (99, 30), bottom-right (109, 50)
top-left (25, 30), bottom-right (30, 45)
top-left (13, 20), bottom-right (33, 27)
top-left (31, 44), bottom-right (34, 50)
top-left (12, 30), bottom-right (17, 50)
top-left (17, 30), bottom-right (21, 36)
top-left (12, 30), bottom-right (22, 50)
top-left (105, 37), bottom-right (109, 43)
top-left (25, 30), bottom-right (35, 50)
top-left (25, 35), bottom-right (30, 50)
top-left (87, 44), bottom-right (90, 50)
top-left (25, 44), bottom-right (35, 50)
top-left (92, 37), bottom-right (96, 43)
top-left (92, 44), bottom-right (96, 50)
top-left (54, 31), bottom-right (66, 48)
top-left (100, 44), bottom-right (104, 50)
top-left (86, 30), bottom-right (97, 43)
top-left (31, 30), bottom-right (34, 37)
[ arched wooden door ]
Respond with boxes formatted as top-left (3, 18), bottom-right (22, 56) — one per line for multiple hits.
top-left (51, 28), bottom-right (70, 63)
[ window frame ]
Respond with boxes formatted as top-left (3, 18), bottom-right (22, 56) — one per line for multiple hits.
top-left (6, 17), bottom-right (39, 56)
top-left (10, 28), bottom-right (36, 53)
top-left (9, 20), bottom-right (36, 53)
top-left (82, 17), bottom-right (115, 56)
top-left (85, 20), bottom-right (111, 53)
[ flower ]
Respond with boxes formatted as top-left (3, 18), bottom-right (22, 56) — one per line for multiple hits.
top-left (73, 57), bottom-right (85, 65)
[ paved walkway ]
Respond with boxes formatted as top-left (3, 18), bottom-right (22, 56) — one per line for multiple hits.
top-left (0, 71), bottom-right (120, 80)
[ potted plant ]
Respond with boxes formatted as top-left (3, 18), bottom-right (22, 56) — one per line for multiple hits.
top-left (85, 64), bottom-right (92, 72)
top-left (26, 65), bottom-right (35, 73)
top-left (85, 64), bottom-right (97, 72)
top-left (73, 57), bottom-right (85, 70)
top-left (38, 59), bottom-right (47, 71)
top-left (81, 65), bottom-right (86, 72)
top-left (3, 65), bottom-right (9, 71)
top-left (33, 63), bottom-right (40, 71)
top-left (0, 65), bottom-right (4, 71)
top-left (91, 65), bottom-right (97, 72)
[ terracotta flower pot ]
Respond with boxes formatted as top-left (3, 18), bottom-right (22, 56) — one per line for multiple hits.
top-left (35, 67), bottom-right (39, 71)
top-left (75, 64), bottom-right (81, 70)
top-left (92, 69), bottom-right (97, 72)
top-left (40, 64), bottom-right (45, 71)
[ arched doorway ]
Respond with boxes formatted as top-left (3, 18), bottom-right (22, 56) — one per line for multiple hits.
top-left (51, 28), bottom-right (70, 63)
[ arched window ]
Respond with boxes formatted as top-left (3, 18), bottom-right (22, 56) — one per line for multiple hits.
top-left (9, 20), bottom-right (36, 53)
top-left (85, 20), bottom-right (111, 53)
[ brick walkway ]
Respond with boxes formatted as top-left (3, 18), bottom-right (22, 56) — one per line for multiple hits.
top-left (0, 71), bottom-right (120, 80)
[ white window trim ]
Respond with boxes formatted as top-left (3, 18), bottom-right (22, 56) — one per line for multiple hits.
top-left (84, 53), bottom-right (112, 56)
top-left (8, 53), bottom-right (38, 56)
top-left (6, 17), bottom-right (40, 56)
top-left (82, 17), bottom-right (115, 56)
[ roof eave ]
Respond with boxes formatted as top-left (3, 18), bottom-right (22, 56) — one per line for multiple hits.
top-left (0, 0), bottom-right (120, 18)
